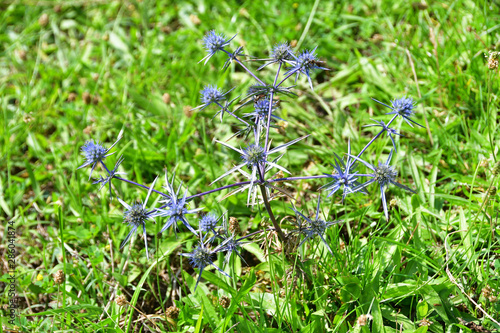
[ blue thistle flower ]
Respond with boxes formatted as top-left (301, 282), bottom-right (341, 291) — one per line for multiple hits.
top-left (285, 47), bottom-right (328, 90)
top-left (180, 239), bottom-right (230, 291)
top-left (199, 30), bottom-right (237, 65)
top-left (93, 155), bottom-right (126, 199)
top-left (363, 119), bottom-right (404, 151)
top-left (155, 171), bottom-right (202, 236)
top-left (212, 135), bottom-right (308, 204)
top-left (290, 197), bottom-right (341, 255)
top-left (199, 212), bottom-right (219, 233)
top-left (244, 99), bottom-right (283, 126)
top-left (320, 141), bottom-right (365, 202)
top-left (348, 150), bottom-right (416, 220)
top-left (192, 85), bottom-right (235, 112)
top-left (372, 97), bottom-right (423, 128)
top-left (258, 42), bottom-right (295, 70)
top-left (117, 176), bottom-right (158, 259)
top-left (216, 216), bottom-right (248, 266)
top-left (77, 133), bottom-right (122, 180)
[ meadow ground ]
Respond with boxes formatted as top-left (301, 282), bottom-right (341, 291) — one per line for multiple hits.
top-left (1, 0), bottom-right (500, 332)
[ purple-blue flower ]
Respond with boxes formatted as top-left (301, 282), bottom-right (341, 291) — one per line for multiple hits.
top-left (348, 150), bottom-right (416, 220)
top-left (212, 135), bottom-right (308, 204)
top-left (192, 85), bottom-right (235, 112)
top-left (155, 171), bottom-right (202, 236)
top-left (180, 239), bottom-right (230, 290)
top-left (285, 47), bottom-right (328, 90)
top-left (199, 30), bottom-right (236, 65)
top-left (372, 97), bottom-right (423, 128)
top-left (77, 134), bottom-right (122, 180)
top-left (290, 197), bottom-right (341, 255)
top-left (199, 212), bottom-right (219, 233)
top-left (320, 141), bottom-right (364, 202)
top-left (258, 42), bottom-right (295, 70)
top-left (117, 176), bottom-right (158, 259)
top-left (244, 99), bottom-right (283, 126)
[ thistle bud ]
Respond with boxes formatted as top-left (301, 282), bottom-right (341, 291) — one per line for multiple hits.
top-left (229, 216), bottom-right (241, 234)
top-left (492, 161), bottom-right (500, 176)
top-left (219, 295), bottom-right (230, 308)
top-left (53, 270), bottom-right (65, 285)
top-left (166, 306), bottom-right (180, 319)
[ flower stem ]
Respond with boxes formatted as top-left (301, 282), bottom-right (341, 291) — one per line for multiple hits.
top-left (357, 114), bottom-right (398, 158)
top-left (215, 101), bottom-right (249, 127)
top-left (264, 63), bottom-right (282, 156)
top-left (186, 181), bottom-right (251, 201)
top-left (114, 176), bottom-right (170, 198)
top-left (258, 184), bottom-right (286, 242)
top-left (223, 50), bottom-right (265, 86)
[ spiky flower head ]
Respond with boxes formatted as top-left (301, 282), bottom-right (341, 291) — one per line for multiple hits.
top-left (192, 86), bottom-right (234, 112)
top-left (348, 150), bottom-right (416, 220)
top-left (199, 30), bottom-right (236, 65)
top-left (320, 141), bottom-right (365, 202)
top-left (155, 171), bottom-right (202, 235)
top-left (180, 240), bottom-right (230, 290)
top-left (203, 31), bottom-right (228, 54)
top-left (201, 85), bottom-right (224, 105)
top-left (117, 176), bottom-right (158, 259)
top-left (124, 203), bottom-right (148, 227)
top-left (77, 133), bottom-right (122, 180)
top-left (296, 49), bottom-right (320, 72)
top-left (242, 144), bottom-right (267, 167)
top-left (189, 245), bottom-right (213, 269)
top-left (290, 197), bottom-right (340, 255)
top-left (212, 135), bottom-right (307, 205)
top-left (285, 47), bottom-right (328, 90)
top-left (244, 99), bottom-right (283, 127)
top-left (373, 97), bottom-right (423, 128)
top-left (81, 140), bottom-right (106, 165)
top-left (391, 97), bottom-right (416, 119)
top-left (374, 163), bottom-right (398, 187)
top-left (199, 212), bottom-right (218, 232)
top-left (254, 99), bottom-right (275, 117)
top-left (272, 42), bottom-right (294, 62)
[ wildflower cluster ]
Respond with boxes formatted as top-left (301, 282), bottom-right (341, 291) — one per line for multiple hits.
top-left (76, 30), bottom-right (424, 291)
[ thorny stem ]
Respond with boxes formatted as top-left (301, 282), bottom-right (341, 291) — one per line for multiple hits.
top-left (357, 114), bottom-right (398, 158)
top-left (259, 184), bottom-right (286, 242)
top-left (114, 176), bottom-right (170, 199)
top-left (236, 228), bottom-right (275, 242)
top-left (264, 62), bottom-right (281, 156)
top-left (269, 175), bottom-right (329, 183)
top-left (276, 68), bottom-right (299, 88)
top-left (186, 181), bottom-right (251, 201)
top-left (223, 49), bottom-right (265, 86)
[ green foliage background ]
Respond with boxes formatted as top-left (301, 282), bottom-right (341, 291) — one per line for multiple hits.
top-left (1, 0), bottom-right (499, 332)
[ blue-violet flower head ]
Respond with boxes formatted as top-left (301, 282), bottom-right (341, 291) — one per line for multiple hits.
top-left (199, 212), bottom-right (218, 232)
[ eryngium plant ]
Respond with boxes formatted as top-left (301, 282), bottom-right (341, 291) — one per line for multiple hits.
top-left (77, 30), bottom-right (423, 291)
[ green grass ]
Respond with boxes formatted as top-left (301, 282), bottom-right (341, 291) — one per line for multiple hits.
top-left (1, 0), bottom-right (500, 332)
